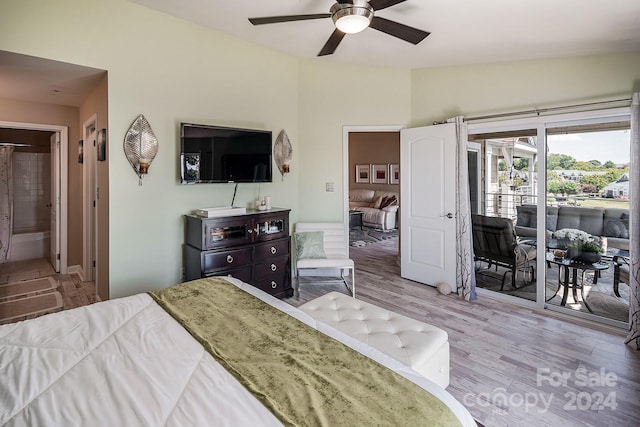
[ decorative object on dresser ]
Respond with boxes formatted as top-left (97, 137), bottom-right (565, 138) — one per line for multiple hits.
top-left (123, 114), bottom-right (158, 186)
top-left (184, 208), bottom-right (292, 298)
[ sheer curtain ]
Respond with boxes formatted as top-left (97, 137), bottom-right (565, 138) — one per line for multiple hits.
top-left (627, 93), bottom-right (639, 350)
top-left (0, 146), bottom-right (14, 263)
top-left (448, 116), bottom-right (477, 301)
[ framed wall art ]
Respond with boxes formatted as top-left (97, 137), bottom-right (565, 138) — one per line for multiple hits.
top-left (389, 164), bottom-right (399, 184)
top-left (355, 164), bottom-right (370, 183)
top-left (371, 164), bottom-right (387, 184)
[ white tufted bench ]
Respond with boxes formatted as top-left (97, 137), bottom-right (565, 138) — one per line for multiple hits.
top-left (298, 292), bottom-right (450, 389)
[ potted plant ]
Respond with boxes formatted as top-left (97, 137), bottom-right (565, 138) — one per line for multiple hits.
top-left (554, 228), bottom-right (601, 264)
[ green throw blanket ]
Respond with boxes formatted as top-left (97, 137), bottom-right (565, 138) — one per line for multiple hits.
top-left (150, 278), bottom-right (462, 427)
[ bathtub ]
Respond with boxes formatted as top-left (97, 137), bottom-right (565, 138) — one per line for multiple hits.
top-left (9, 231), bottom-right (50, 262)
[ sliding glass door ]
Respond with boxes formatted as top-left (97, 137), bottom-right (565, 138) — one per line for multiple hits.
top-left (468, 108), bottom-right (632, 326)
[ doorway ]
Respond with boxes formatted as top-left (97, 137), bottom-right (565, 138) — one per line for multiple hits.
top-left (342, 126), bottom-right (402, 259)
top-left (0, 122), bottom-right (68, 273)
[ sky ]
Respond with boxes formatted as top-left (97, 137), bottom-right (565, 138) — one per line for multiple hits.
top-left (546, 129), bottom-right (631, 165)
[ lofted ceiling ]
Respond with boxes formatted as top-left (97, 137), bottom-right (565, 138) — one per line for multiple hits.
top-left (130, 0), bottom-right (640, 69)
top-left (1, 1), bottom-right (638, 109)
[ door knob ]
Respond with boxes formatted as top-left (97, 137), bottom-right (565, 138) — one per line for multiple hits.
top-left (440, 213), bottom-right (454, 219)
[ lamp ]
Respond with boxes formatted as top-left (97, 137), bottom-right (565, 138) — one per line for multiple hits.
top-left (330, 3), bottom-right (373, 34)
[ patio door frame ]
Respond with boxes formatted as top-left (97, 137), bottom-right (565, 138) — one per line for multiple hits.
top-left (468, 106), bottom-right (630, 327)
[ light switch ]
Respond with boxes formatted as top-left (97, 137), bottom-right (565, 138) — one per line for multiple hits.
top-left (326, 182), bottom-right (335, 192)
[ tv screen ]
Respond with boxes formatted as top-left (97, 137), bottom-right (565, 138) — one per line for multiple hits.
top-left (180, 123), bottom-right (272, 183)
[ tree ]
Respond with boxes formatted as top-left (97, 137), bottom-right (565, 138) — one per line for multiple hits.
top-left (563, 181), bottom-right (579, 195)
top-left (513, 158), bottom-right (529, 170)
top-left (498, 160), bottom-right (507, 171)
top-left (580, 184), bottom-right (598, 194)
top-left (547, 171), bottom-right (560, 180)
top-left (547, 153), bottom-right (576, 170)
top-left (579, 174), bottom-right (610, 191)
top-left (604, 169), bottom-right (623, 183)
top-left (603, 160), bottom-right (616, 169)
top-left (573, 161), bottom-right (595, 171)
top-left (547, 181), bottom-right (564, 194)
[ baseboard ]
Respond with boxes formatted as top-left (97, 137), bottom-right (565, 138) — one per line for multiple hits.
top-left (67, 264), bottom-right (84, 280)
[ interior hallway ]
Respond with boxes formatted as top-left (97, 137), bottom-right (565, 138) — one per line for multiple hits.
top-left (0, 258), bottom-right (98, 324)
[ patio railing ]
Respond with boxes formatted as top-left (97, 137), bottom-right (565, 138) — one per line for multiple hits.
top-left (484, 191), bottom-right (630, 220)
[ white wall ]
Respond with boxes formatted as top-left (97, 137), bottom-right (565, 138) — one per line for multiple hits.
top-left (298, 60), bottom-right (411, 221)
top-left (410, 53), bottom-right (640, 125)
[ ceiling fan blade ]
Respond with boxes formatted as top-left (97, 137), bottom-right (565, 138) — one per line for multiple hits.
top-left (248, 14), bottom-right (330, 25)
top-left (369, 16), bottom-right (430, 45)
top-left (368, 0), bottom-right (407, 11)
top-left (318, 29), bottom-right (347, 56)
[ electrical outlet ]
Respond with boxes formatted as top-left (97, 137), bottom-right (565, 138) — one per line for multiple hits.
top-left (326, 182), bottom-right (335, 192)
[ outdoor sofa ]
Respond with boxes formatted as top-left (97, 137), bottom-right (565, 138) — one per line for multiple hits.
top-left (515, 204), bottom-right (630, 250)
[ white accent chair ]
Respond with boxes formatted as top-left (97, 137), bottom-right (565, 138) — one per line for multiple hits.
top-left (294, 222), bottom-right (355, 297)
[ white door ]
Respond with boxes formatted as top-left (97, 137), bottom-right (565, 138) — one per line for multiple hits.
top-left (50, 133), bottom-right (60, 272)
top-left (400, 123), bottom-right (457, 287)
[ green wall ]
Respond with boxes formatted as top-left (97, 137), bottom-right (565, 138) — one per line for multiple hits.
top-left (411, 53), bottom-right (640, 126)
top-left (1, 0), bottom-right (638, 299)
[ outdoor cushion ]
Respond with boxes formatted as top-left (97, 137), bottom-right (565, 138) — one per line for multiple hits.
top-left (555, 206), bottom-right (604, 237)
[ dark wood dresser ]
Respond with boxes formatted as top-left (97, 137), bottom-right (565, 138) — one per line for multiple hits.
top-left (184, 208), bottom-right (292, 298)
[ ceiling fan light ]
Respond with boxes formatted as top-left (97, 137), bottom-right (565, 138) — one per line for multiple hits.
top-left (331, 4), bottom-right (373, 34)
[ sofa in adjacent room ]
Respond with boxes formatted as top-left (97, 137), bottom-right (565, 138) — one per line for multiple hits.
top-left (349, 189), bottom-right (399, 230)
top-left (515, 204), bottom-right (630, 250)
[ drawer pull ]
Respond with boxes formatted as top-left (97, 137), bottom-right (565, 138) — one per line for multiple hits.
top-left (271, 281), bottom-right (277, 289)
top-left (226, 255), bottom-right (234, 264)
top-left (271, 264), bottom-right (277, 272)
top-left (270, 246), bottom-right (277, 255)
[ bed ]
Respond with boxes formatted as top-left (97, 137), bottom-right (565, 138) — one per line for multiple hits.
top-left (0, 277), bottom-right (476, 426)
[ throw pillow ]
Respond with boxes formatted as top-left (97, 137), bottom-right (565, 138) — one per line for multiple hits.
top-left (604, 220), bottom-right (628, 238)
top-left (295, 231), bottom-right (326, 259)
top-left (370, 196), bottom-right (383, 209)
top-left (380, 195), bottom-right (398, 208)
top-left (516, 210), bottom-right (531, 227)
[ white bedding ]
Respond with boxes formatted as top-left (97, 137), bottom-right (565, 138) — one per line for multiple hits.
top-left (0, 277), bottom-right (476, 426)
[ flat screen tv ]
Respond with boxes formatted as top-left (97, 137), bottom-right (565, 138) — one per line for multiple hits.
top-left (180, 123), bottom-right (272, 184)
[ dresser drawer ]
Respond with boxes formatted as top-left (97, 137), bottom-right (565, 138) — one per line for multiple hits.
top-left (205, 267), bottom-right (252, 284)
top-left (254, 238), bottom-right (290, 260)
top-left (254, 256), bottom-right (289, 278)
top-left (254, 273), bottom-right (289, 296)
top-left (202, 248), bottom-right (252, 274)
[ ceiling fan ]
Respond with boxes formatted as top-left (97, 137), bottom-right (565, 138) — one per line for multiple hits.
top-left (248, 0), bottom-right (430, 56)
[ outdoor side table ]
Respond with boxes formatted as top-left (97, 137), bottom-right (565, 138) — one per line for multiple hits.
top-left (545, 252), bottom-right (609, 313)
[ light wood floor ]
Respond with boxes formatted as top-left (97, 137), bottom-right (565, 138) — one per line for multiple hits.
top-left (285, 238), bottom-right (640, 427)
top-left (0, 258), bottom-right (99, 315)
